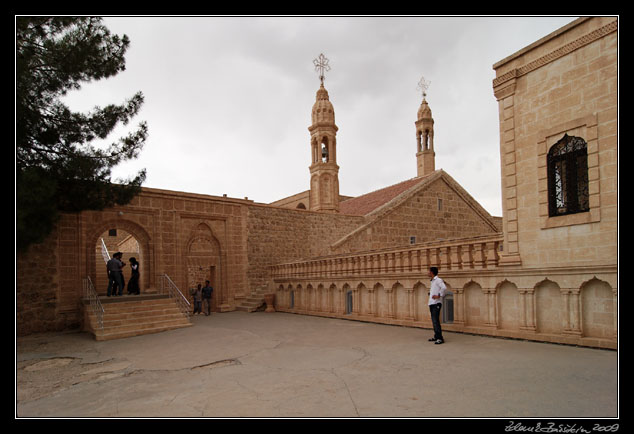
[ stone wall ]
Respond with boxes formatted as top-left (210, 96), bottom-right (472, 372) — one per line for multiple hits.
top-left (332, 175), bottom-right (499, 254)
top-left (17, 225), bottom-right (73, 335)
top-left (493, 16), bottom-right (618, 268)
top-left (245, 204), bottom-right (365, 291)
top-left (273, 268), bottom-right (617, 349)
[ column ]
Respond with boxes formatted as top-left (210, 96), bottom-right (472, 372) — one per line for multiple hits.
top-left (525, 289), bottom-right (536, 331)
top-left (387, 288), bottom-right (395, 319)
top-left (565, 289), bottom-right (582, 336)
top-left (486, 289), bottom-right (498, 327)
top-left (453, 288), bottom-right (465, 326)
top-left (493, 76), bottom-right (521, 266)
top-left (519, 289), bottom-right (527, 329)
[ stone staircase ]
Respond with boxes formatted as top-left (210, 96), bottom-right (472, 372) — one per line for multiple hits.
top-left (235, 286), bottom-right (269, 312)
top-left (83, 294), bottom-right (192, 341)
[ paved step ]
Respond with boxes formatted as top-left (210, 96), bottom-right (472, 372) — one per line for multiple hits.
top-left (235, 287), bottom-right (269, 312)
top-left (84, 295), bottom-right (192, 341)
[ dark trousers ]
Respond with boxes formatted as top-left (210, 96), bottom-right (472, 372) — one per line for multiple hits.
top-left (429, 303), bottom-right (444, 341)
top-left (203, 297), bottom-right (212, 315)
top-left (107, 272), bottom-right (124, 296)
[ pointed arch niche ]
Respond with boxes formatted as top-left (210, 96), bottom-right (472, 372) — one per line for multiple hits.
top-left (185, 222), bottom-right (223, 312)
top-left (580, 278), bottom-right (616, 340)
top-left (497, 280), bottom-right (520, 331)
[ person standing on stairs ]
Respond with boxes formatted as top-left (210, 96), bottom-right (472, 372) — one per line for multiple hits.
top-left (106, 252), bottom-right (126, 297)
top-left (127, 257), bottom-right (140, 295)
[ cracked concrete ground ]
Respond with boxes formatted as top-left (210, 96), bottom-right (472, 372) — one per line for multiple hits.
top-left (16, 311), bottom-right (618, 418)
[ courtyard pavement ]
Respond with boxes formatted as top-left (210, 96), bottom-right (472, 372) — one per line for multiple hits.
top-left (16, 311), bottom-right (618, 419)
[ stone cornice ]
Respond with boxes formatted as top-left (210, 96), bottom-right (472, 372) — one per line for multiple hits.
top-left (493, 19), bottom-right (617, 93)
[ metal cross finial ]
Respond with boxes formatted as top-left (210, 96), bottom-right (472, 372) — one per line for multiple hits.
top-left (417, 76), bottom-right (431, 99)
top-left (313, 53), bottom-right (331, 85)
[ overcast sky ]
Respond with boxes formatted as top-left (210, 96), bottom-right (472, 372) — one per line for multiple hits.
top-left (61, 16), bottom-right (580, 216)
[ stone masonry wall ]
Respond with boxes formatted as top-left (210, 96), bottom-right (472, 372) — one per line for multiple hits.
top-left (493, 17), bottom-right (618, 268)
top-left (246, 204), bottom-right (365, 291)
top-left (332, 178), bottom-right (500, 254)
top-left (17, 224), bottom-right (74, 335)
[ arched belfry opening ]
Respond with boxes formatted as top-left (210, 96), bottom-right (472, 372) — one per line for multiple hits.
top-left (321, 137), bottom-right (330, 163)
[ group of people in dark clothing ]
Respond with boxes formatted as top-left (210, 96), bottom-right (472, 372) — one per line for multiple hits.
top-left (191, 281), bottom-right (214, 316)
top-left (106, 252), bottom-right (140, 297)
top-left (106, 252), bottom-right (215, 316)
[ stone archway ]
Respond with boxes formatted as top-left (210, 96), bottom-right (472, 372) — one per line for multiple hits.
top-left (87, 219), bottom-right (153, 295)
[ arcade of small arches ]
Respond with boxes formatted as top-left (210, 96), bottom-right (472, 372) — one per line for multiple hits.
top-left (272, 275), bottom-right (616, 345)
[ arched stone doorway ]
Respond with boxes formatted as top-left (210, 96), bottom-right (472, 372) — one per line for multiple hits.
top-left (87, 220), bottom-right (153, 296)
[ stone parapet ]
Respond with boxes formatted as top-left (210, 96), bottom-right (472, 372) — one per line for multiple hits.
top-left (272, 233), bottom-right (504, 280)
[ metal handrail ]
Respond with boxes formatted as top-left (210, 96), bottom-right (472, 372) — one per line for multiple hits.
top-left (100, 238), bottom-right (111, 263)
top-left (160, 274), bottom-right (191, 317)
top-left (83, 276), bottom-right (104, 330)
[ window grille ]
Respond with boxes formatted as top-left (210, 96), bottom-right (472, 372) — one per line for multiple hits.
top-left (547, 134), bottom-right (589, 217)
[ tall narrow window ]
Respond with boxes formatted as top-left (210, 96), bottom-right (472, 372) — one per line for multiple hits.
top-left (547, 134), bottom-right (589, 217)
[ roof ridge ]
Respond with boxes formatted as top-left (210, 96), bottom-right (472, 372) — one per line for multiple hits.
top-left (339, 173), bottom-right (434, 216)
top-left (343, 175), bottom-right (423, 201)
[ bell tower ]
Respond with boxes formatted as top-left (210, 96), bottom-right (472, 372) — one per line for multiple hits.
top-left (308, 54), bottom-right (340, 213)
top-left (415, 76), bottom-right (435, 177)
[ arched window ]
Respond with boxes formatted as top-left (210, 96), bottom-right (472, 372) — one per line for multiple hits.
top-left (547, 134), bottom-right (589, 217)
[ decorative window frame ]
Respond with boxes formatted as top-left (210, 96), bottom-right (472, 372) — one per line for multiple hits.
top-left (537, 114), bottom-right (600, 229)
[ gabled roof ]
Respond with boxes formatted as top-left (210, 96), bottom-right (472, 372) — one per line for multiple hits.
top-left (332, 169), bottom-right (500, 250)
top-left (339, 175), bottom-right (431, 216)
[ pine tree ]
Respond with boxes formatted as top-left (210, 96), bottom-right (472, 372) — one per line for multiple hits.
top-left (16, 17), bottom-right (147, 252)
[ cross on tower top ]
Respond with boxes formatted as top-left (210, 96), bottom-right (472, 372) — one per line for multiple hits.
top-left (313, 53), bottom-right (331, 85)
top-left (417, 75), bottom-right (431, 99)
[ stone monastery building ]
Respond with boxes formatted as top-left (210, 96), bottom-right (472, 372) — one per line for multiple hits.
top-left (16, 17), bottom-right (618, 349)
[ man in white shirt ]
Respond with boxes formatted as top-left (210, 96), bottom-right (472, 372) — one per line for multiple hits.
top-left (428, 267), bottom-right (446, 344)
